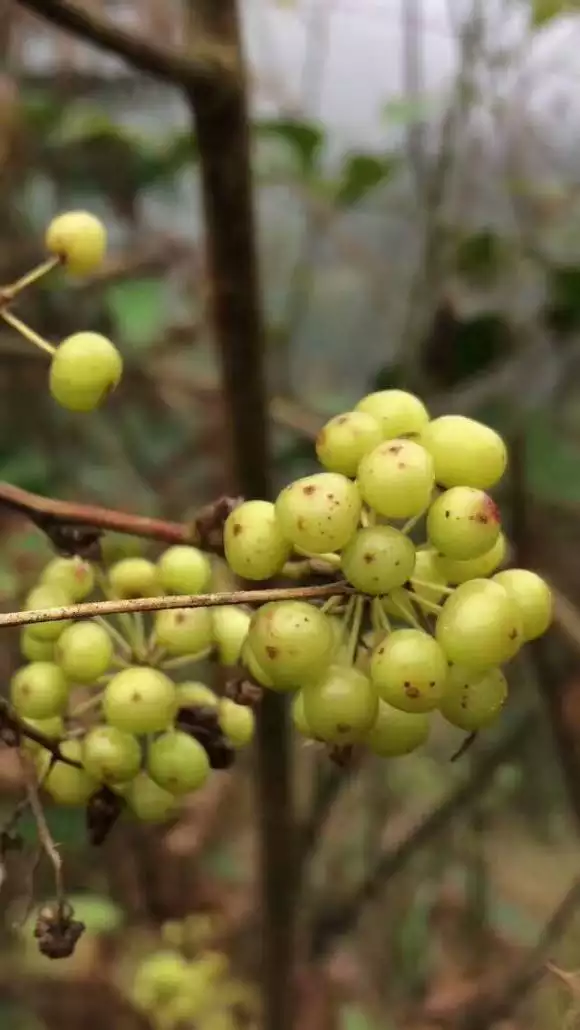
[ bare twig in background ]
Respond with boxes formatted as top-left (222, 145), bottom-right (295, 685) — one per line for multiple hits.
top-left (435, 876), bottom-right (580, 1029)
top-left (16, 751), bottom-right (64, 906)
top-left (14, 0), bottom-right (235, 86)
top-left (309, 711), bottom-right (533, 960)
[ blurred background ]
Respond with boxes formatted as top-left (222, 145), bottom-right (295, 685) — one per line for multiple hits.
top-left (2, 0), bottom-right (580, 1028)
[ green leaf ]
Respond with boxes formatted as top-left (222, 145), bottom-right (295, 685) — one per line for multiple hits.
top-left (531, 0), bottom-right (572, 26)
top-left (335, 153), bottom-right (396, 207)
top-left (105, 278), bottom-right (169, 350)
top-left (382, 96), bottom-right (433, 125)
top-left (254, 118), bottom-right (324, 176)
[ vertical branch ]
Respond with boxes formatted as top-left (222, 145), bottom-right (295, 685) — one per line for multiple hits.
top-left (183, 5), bottom-right (295, 1030)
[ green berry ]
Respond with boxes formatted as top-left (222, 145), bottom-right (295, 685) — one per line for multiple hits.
top-left (302, 664), bottom-right (378, 743)
top-left (434, 533), bottom-right (506, 585)
top-left (50, 332), bottom-right (123, 412)
top-left (224, 500), bottom-right (291, 580)
top-left (82, 725), bottom-right (142, 784)
top-left (492, 569), bottom-right (552, 641)
top-left (176, 681), bottom-right (218, 709)
top-left (157, 545), bottom-right (212, 595)
top-left (212, 606), bottom-right (251, 665)
top-left (147, 731), bottom-right (210, 795)
top-left (275, 473), bottom-right (361, 554)
top-left (218, 699), bottom-right (255, 747)
top-left (420, 415), bottom-right (507, 489)
top-left (103, 666), bottom-right (177, 734)
top-left (41, 556), bottom-right (95, 601)
top-left (45, 210), bottom-right (106, 275)
top-left (316, 411), bottom-right (382, 476)
top-left (20, 627), bottom-right (55, 662)
top-left (440, 666), bottom-right (508, 731)
top-left (132, 950), bottom-right (189, 1009)
top-left (341, 525), bottom-right (416, 594)
top-left (11, 662), bottom-right (69, 719)
top-left (246, 601), bottom-right (335, 691)
top-left (357, 438), bottom-right (434, 519)
top-left (365, 701), bottom-right (430, 756)
top-left (24, 584), bottom-right (73, 642)
top-left (108, 557), bottom-right (160, 599)
top-left (436, 579), bottom-right (523, 670)
top-left (355, 389), bottom-right (429, 439)
top-left (55, 621), bottom-right (113, 682)
top-left (370, 629), bottom-right (448, 713)
top-left (43, 740), bottom-right (99, 806)
top-left (125, 772), bottom-right (178, 822)
top-left (154, 608), bottom-right (213, 656)
top-left (427, 487), bottom-right (501, 561)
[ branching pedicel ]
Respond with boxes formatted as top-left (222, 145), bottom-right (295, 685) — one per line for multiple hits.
top-left (0, 213), bottom-right (553, 964)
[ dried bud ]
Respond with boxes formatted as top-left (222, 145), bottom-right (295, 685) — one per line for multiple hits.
top-left (86, 785), bottom-right (125, 846)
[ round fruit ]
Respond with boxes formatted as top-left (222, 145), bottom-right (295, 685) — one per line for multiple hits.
top-left (426, 487), bottom-right (501, 560)
top-left (246, 601), bottom-right (335, 690)
top-left (365, 701), bottom-right (430, 756)
top-left (50, 332), bottom-right (122, 412)
top-left (132, 949), bottom-right (189, 1009)
top-left (125, 772), bottom-right (178, 822)
top-left (355, 389), bottom-right (429, 439)
top-left (100, 533), bottom-right (144, 566)
top-left (341, 525), bottom-right (416, 594)
top-left (492, 568), bottom-right (552, 641)
top-left (316, 411), bottom-right (382, 476)
top-left (212, 606), bottom-right (251, 665)
top-left (409, 547), bottom-right (449, 608)
top-left (157, 545), bottom-right (212, 595)
top-left (24, 584), bottom-right (73, 642)
top-left (176, 681), bottom-right (218, 709)
top-left (10, 662), bottom-right (69, 719)
top-left (241, 639), bottom-right (275, 688)
top-left (420, 415), bottom-right (507, 489)
top-left (20, 627), bottom-right (55, 662)
top-left (434, 533), bottom-right (506, 585)
top-left (291, 691), bottom-right (312, 736)
top-left (45, 210), bottom-right (106, 275)
top-left (440, 666), bottom-right (508, 731)
top-left (302, 664), bottom-right (378, 743)
top-left (154, 607), bottom-right (213, 656)
top-left (108, 557), bottom-right (160, 599)
top-left (147, 731), bottom-right (210, 795)
top-left (370, 629), bottom-right (448, 712)
top-left (275, 473), bottom-right (361, 554)
top-left (357, 438), bottom-right (434, 519)
top-left (103, 667), bottom-right (177, 734)
top-left (40, 556), bottom-right (95, 601)
top-left (435, 579), bottom-right (523, 670)
top-left (224, 500), bottom-right (291, 580)
top-left (82, 725), bottom-right (142, 784)
top-left (55, 621), bottom-right (113, 682)
top-left (43, 740), bottom-right (98, 806)
top-left (218, 699), bottom-right (255, 747)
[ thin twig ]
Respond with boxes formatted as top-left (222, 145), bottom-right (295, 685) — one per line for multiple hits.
top-left (17, 750), bottom-right (64, 906)
top-left (0, 582), bottom-right (353, 630)
top-left (0, 700), bottom-right (82, 769)
top-left (14, 0), bottom-right (235, 87)
top-left (309, 711), bottom-right (533, 959)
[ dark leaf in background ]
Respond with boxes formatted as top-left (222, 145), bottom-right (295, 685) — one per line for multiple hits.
top-left (335, 152), bottom-right (397, 207)
top-left (254, 118), bottom-right (325, 177)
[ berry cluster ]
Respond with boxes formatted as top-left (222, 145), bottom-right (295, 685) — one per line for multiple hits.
top-left (15, 545), bottom-right (254, 825)
top-left (0, 211), bottom-right (122, 413)
top-left (223, 391), bottom-right (552, 752)
top-left (128, 917), bottom-right (257, 1030)
top-left (12, 395), bottom-right (553, 822)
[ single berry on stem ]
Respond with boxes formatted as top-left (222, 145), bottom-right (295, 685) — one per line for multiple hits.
top-left (440, 666), bottom-right (508, 731)
top-left (157, 545), bottom-right (212, 595)
top-left (435, 579), bottom-right (523, 670)
top-left (427, 486), bottom-right (501, 561)
top-left (420, 414), bottom-right (507, 489)
top-left (45, 210), bottom-right (106, 276)
top-left (341, 525), bottom-right (416, 595)
top-left (316, 410), bottom-right (382, 477)
top-left (357, 438), bottom-right (434, 519)
top-left (103, 666), bottom-right (177, 734)
top-left (355, 389), bottom-right (429, 439)
top-left (275, 472), bottom-right (361, 554)
top-left (55, 621), bottom-right (114, 683)
top-left (224, 500), bottom-right (291, 580)
top-left (49, 332), bottom-right (123, 413)
top-left (370, 629), bottom-right (448, 713)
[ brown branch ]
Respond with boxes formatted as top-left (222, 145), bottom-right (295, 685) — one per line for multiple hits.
top-left (309, 711), bottom-right (533, 960)
top-left (0, 481), bottom-right (239, 553)
top-left (0, 700), bottom-right (82, 769)
top-left (14, 0), bottom-right (235, 88)
top-left (439, 875), bottom-right (580, 1029)
top-left (0, 583), bottom-right (353, 630)
top-left (182, 6), bottom-right (294, 1030)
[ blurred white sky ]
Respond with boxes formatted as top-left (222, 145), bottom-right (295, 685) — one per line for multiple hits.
top-left (243, 1), bottom-right (580, 150)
